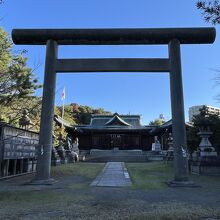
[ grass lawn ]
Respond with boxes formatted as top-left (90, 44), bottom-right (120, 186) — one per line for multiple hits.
top-left (126, 162), bottom-right (173, 190)
top-left (0, 162), bottom-right (105, 201)
top-left (51, 162), bottom-right (105, 190)
top-left (126, 161), bottom-right (220, 190)
top-left (0, 162), bottom-right (219, 220)
top-left (51, 162), bottom-right (104, 179)
top-left (130, 202), bottom-right (220, 220)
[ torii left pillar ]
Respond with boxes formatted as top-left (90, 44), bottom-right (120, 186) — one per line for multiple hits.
top-left (32, 40), bottom-right (57, 184)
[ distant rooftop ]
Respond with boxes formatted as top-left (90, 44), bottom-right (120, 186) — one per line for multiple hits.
top-left (189, 105), bottom-right (220, 110)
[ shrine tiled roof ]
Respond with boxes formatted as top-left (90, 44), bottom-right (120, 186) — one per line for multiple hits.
top-left (54, 114), bottom-right (72, 128)
top-left (54, 113), bottom-right (193, 134)
top-left (90, 113), bottom-right (141, 127)
top-left (105, 114), bottom-right (131, 126)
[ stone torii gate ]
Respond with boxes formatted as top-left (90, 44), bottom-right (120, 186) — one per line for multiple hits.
top-left (12, 27), bottom-right (216, 186)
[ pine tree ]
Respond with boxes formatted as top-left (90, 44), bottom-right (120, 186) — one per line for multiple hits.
top-left (0, 28), bottom-right (40, 106)
top-left (197, 0), bottom-right (220, 24)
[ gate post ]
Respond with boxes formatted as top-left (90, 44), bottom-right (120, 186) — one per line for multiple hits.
top-left (34, 40), bottom-right (57, 183)
top-left (168, 39), bottom-right (192, 185)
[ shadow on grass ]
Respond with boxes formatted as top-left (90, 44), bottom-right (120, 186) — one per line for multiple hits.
top-left (51, 162), bottom-right (105, 179)
top-left (0, 163), bottom-right (105, 205)
top-left (126, 161), bottom-right (220, 191)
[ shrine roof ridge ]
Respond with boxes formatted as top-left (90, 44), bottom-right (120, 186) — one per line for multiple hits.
top-left (0, 122), bottom-right (39, 134)
top-left (91, 114), bottom-right (141, 118)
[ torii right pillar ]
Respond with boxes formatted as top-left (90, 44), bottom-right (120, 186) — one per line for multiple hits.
top-left (169, 38), bottom-right (194, 186)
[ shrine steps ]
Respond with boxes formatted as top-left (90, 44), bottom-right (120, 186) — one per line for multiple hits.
top-left (81, 149), bottom-right (166, 163)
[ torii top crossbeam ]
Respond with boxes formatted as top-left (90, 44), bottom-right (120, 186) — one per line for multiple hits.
top-left (12, 27), bottom-right (216, 45)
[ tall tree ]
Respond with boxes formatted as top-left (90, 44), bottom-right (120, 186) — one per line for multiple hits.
top-left (197, 1), bottom-right (220, 101)
top-left (1, 97), bottom-right (41, 129)
top-left (0, 28), bottom-right (40, 106)
top-left (197, 0), bottom-right (220, 24)
top-left (149, 118), bottom-right (165, 126)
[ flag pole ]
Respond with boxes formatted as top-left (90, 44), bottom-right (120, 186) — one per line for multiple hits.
top-left (61, 87), bottom-right (65, 127)
top-left (61, 98), bottom-right (64, 127)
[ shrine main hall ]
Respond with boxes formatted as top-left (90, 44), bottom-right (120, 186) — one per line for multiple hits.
top-left (59, 113), bottom-right (186, 152)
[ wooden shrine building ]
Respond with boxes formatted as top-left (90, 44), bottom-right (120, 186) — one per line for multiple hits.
top-left (72, 113), bottom-right (153, 151)
top-left (57, 113), bottom-right (192, 152)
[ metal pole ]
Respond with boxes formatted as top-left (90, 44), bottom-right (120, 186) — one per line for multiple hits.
top-left (61, 87), bottom-right (65, 127)
top-left (35, 40), bottom-right (57, 182)
top-left (168, 39), bottom-right (190, 184)
top-left (61, 99), bottom-right (64, 127)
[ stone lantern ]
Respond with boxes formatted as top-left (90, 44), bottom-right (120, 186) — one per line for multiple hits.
top-left (56, 132), bottom-right (67, 164)
top-left (197, 117), bottom-right (217, 157)
top-left (19, 109), bottom-right (33, 130)
top-left (190, 117), bottom-right (220, 175)
top-left (51, 132), bottom-right (61, 166)
top-left (167, 133), bottom-right (174, 152)
top-left (164, 133), bottom-right (174, 163)
top-left (151, 136), bottom-right (161, 151)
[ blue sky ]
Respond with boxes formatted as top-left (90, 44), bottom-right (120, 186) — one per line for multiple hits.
top-left (0, 0), bottom-right (220, 124)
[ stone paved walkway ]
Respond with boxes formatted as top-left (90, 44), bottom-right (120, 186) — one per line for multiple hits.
top-left (91, 162), bottom-right (132, 187)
